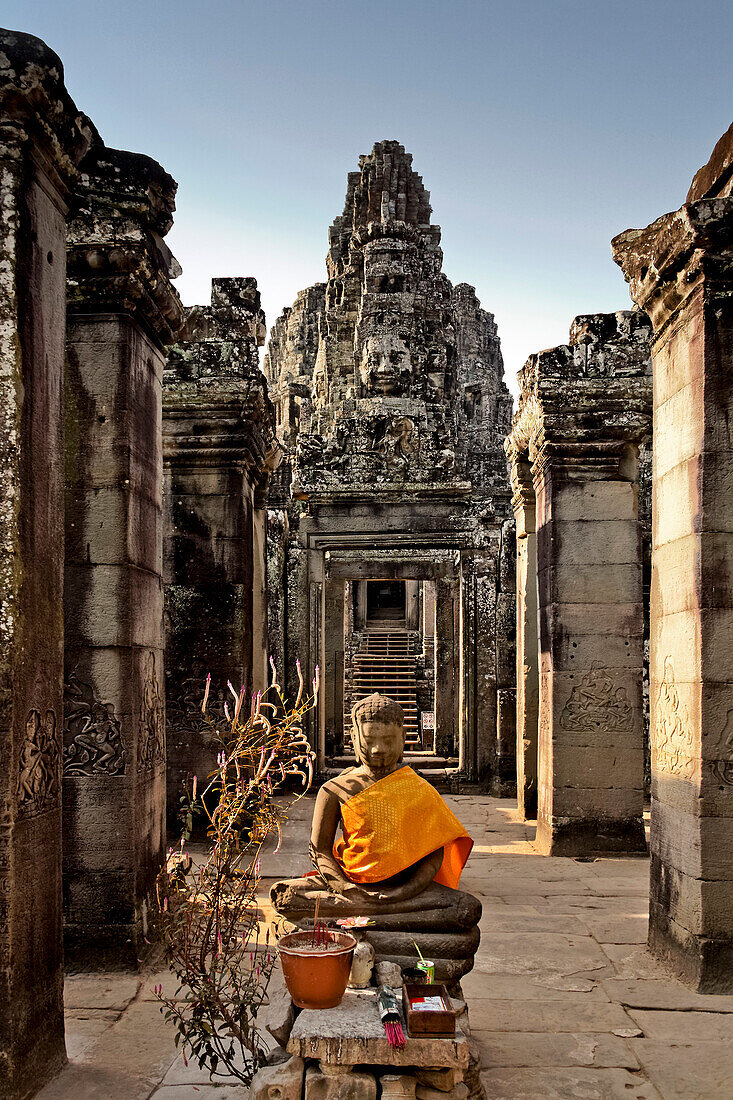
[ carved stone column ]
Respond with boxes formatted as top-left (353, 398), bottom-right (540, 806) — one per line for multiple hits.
top-left (506, 312), bottom-right (652, 855)
top-left (435, 574), bottom-right (459, 760)
top-left (613, 127), bottom-right (733, 990)
top-left (508, 459), bottom-right (539, 819)
top-left (0, 30), bottom-right (88, 1095)
top-left (492, 518), bottom-right (517, 796)
top-left (63, 143), bottom-right (183, 964)
top-left (459, 549), bottom-right (498, 779)
top-left (163, 278), bottom-right (275, 815)
top-left (322, 577), bottom-right (346, 756)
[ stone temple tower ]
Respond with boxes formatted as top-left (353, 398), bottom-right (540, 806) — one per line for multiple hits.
top-left (266, 141), bottom-right (515, 783)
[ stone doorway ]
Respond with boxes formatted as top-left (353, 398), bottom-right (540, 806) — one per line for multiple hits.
top-left (344, 579), bottom-right (437, 757)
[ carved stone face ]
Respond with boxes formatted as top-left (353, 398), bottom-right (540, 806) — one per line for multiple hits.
top-left (353, 719), bottom-right (404, 771)
top-left (360, 334), bottom-right (411, 395)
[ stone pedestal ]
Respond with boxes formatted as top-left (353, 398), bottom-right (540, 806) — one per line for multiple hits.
top-left (288, 989), bottom-right (470, 1071)
top-left (506, 312), bottom-right (652, 855)
top-left (613, 127), bottom-right (733, 990)
top-left (0, 29), bottom-right (87, 1096)
top-left (163, 278), bottom-right (277, 813)
top-left (63, 144), bottom-right (183, 964)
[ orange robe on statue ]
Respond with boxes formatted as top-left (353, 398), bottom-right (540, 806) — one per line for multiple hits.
top-left (333, 766), bottom-right (473, 889)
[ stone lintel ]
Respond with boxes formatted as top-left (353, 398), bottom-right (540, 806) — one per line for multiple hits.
top-left (612, 197), bottom-right (733, 336)
top-left (162, 390), bottom-right (273, 474)
top-left (67, 143), bottom-right (184, 346)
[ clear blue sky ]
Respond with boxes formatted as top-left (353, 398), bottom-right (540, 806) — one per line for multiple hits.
top-left (5, 0), bottom-right (732, 394)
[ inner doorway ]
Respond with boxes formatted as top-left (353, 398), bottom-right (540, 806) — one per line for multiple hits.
top-left (343, 578), bottom-right (438, 756)
top-left (366, 580), bottom-right (406, 625)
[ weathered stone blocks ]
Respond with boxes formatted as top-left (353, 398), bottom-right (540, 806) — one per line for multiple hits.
top-left (506, 311), bottom-right (652, 856)
top-left (0, 26), bottom-right (89, 1098)
top-left (163, 277), bottom-right (277, 817)
top-left (64, 141), bottom-right (183, 964)
top-left (613, 122), bottom-right (733, 990)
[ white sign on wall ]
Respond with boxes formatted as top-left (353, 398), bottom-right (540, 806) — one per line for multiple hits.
top-left (421, 711), bottom-right (435, 731)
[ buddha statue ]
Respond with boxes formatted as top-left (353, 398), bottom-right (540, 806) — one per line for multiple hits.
top-left (270, 693), bottom-right (482, 984)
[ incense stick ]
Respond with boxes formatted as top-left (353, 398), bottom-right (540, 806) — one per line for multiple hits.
top-left (312, 897), bottom-right (321, 946)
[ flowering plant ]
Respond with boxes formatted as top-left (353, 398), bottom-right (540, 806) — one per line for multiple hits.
top-left (154, 659), bottom-right (317, 1084)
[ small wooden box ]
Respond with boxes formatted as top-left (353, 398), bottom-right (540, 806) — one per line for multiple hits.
top-left (402, 983), bottom-right (455, 1038)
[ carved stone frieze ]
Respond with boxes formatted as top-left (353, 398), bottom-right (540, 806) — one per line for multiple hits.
top-left (559, 664), bottom-right (634, 734)
top-left (139, 653), bottom-right (165, 772)
top-left (63, 671), bottom-right (126, 777)
top-left (17, 709), bottom-right (61, 817)
top-left (709, 708), bottom-right (733, 787)
top-left (653, 657), bottom-right (695, 780)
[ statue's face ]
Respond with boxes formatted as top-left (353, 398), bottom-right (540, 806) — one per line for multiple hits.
top-left (359, 335), bottom-right (411, 395)
top-left (354, 719), bottom-right (404, 770)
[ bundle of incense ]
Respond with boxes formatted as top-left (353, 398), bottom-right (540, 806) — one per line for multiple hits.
top-left (377, 986), bottom-right (406, 1049)
top-left (311, 920), bottom-right (330, 947)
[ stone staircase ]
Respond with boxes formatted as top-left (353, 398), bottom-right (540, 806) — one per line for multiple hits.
top-left (345, 629), bottom-right (422, 748)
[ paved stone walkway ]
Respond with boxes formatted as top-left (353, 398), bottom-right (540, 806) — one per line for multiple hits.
top-left (38, 796), bottom-right (733, 1099)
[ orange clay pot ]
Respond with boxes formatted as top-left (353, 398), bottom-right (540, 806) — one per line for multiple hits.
top-left (278, 930), bottom-right (357, 1010)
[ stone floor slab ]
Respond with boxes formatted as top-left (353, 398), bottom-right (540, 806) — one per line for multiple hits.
top-left (630, 1039), bottom-right (733, 1099)
top-left (472, 1031), bottom-right (638, 1069)
top-left (64, 973), bottom-right (141, 1011)
top-left (463, 974), bottom-right (611, 1002)
top-left (600, 977), bottom-right (733, 1013)
top-left (64, 1011), bottom-right (119, 1060)
top-left (627, 1009), bottom-right (733, 1041)
top-left (466, 998), bottom-right (633, 1033)
top-left (479, 1067), bottom-right (660, 1099)
top-left (579, 916), bottom-right (649, 944)
top-left (470, 932), bottom-right (610, 976)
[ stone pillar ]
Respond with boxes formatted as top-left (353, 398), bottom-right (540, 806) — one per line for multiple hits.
top-left (423, 580), bottom-right (436, 644)
top-left (613, 127), bottom-right (733, 990)
top-left (405, 579), bottom-right (420, 630)
top-left (266, 508), bottom-right (289, 684)
top-left (510, 461), bottom-right (539, 819)
top-left (252, 478), bottom-right (271, 698)
top-left (492, 518), bottom-right (517, 796)
top-left (534, 450), bottom-right (647, 855)
top-left (460, 550), bottom-right (498, 780)
top-left (63, 143), bottom-right (183, 963)
top-left (322, 578), bottom-right (345, 757)
top-left (163, 278), bottom-right (274, 814)
top-left (435, 574), bottom-right (459, 760)
top-left (506, 312), bottom-right (652, 855)
top-left (0, 30), bottom-right (87, 1096)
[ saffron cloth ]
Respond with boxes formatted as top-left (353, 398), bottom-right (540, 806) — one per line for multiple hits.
top-left (333, 766), bottom-right (473, 888)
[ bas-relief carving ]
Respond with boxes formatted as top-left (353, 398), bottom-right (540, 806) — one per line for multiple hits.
top-left (559, 662), bottom-right (634, 733)
top-left (375, 415), bottom-right (415, 475)
top-left (17, 709), bottom-right (61, 818)
top-left (709, 708), bottom-right (733, 787)
top-left (653, 656), bottom-right (694, 779)
top-left (63, 671), bottom-right (126, 777)
top-left (139, 652), bottom-right (165, 771)
top-left (165, 674), bottom-right (221, 745)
